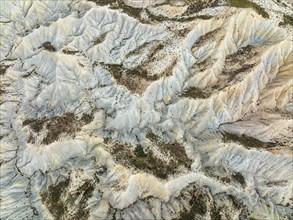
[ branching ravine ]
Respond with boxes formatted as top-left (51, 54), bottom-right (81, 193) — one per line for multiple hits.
top-left (0, 0), bottom-right (292, 220)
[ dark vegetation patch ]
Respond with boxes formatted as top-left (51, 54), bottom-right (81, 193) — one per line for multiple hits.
top-left (176, 183), bottom-right (245, 220)
top-left (23, 118), bottom-right (46, 133)
top-left (210, 206), bottom-right (222, 220)
top-left (126, 41), bottom-right (155, 57)
top-left (181, 87), bottom-right (209, 99)
top-left (160, 141), bottom-right (192, 169)
top-left (145, 10), bottom-right (207, 23)
top-left (99, 43), bottom-right (166, 92)
top-left (177, 28), bottom-right (192, 37)
top-left (183, 0), bottom-right (220, 16)
top-left (0, 86), bottom-right (5, 97)
top-left (266, 180), bottom-right (288, 187)
top-left (220, 176), bottom-right (231, 184)
top-left (212, 193), bottom-right (244, 220)
top-left (176, 185), bottom-right (208, 220)
top-left (177, 194), bottom-right (207, 219)
top-left (91, 0), bottom-right (213, 23)
top-left (176, 184), bottom-right (243, 220)
top-left (228, 195), bottom-right (242, 209)
top-left (41, 179), bottom-right (70, 218)
top-left (110, 1), bottom-right (142, 19)
top-left (203, 166), bottom-right (232, 183)
top-left (109, 132), bottom-right (191, 179)
top-left (147, 43), bottom-right (164, 62)
top-left (100, 63), bottom-right (158, 93)
top-left (93, 32), bottom-right (108, 45)
top-left (226, 0), bottom-right (269, 18)
top-left (41, 178), bottom-right (95, 220)
top-left (127, 42), bottom-right (164, 62)
top-left (193, 28), bottom-right (221, 47)
top-left (225, 45), bottom-right (258, 63)
top-left (146, 132), bottom-right (192, 169)
top-left (163, 58), bottom-right (178, 77)
top-left (0, 64), bottom-right (9, 99)
top-left (203, 165), bottom-right (246, 188)
top-left (232, 172), bottom-right (245, 186)
top-left (145, 9), bottom-right (166, 22)
top-left (224, 64), bottom-right (255, 81)
top-left (146, 132), bottom-right (159, 142)
top-left (62, 49), bottom-right (78, 55)
top-left (127, 67), bottom-right (158, 80)
top-left (102, 64), bottom-right (158, 81)
top-left (94, 0), bottom-right (116, 5)
top-left (23, 69), bottom-right (36, 78)
top-left (0, 64), bottom-right (8, 76)
top-left (223, 45), bottom-right (259, 81)
top-left (42, 42), bottom-right (56, 52)
top-left (174, 14), bottom-right (213, 22)
top-left (222, 131), bottom-right (276, 148)
top-left (280, 14), bottom-right (293, 26)
top-left (94, 0), bottom-right (207, 23)
top-left (23, 113), bottom-right (94, 144)
top-left (110, 143), bottom-right (173, 179)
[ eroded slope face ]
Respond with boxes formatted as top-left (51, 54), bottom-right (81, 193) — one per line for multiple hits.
top-left (0, 0), bottom-right (292, 219)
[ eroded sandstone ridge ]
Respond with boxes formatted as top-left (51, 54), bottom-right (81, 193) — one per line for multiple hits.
top-left (0, 0), bottom-right (292, 219)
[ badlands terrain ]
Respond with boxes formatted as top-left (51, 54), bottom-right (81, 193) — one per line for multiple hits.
top-left (0, 0), bottom-right (293, 219)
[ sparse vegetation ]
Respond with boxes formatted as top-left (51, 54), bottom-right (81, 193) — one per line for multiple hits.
top-left (0, 64), bottom-right (8, 76)
top-left (228, 194), bottom-right (241, 209)
top-left (0, 86), bottom-right (5, 97)
top-left (23, 118), bottom-right (46, 133)
top-left (41, 179), bottom-right (95, 220)
top-left (174, 14), bottom-right (213, 22)
top-left (111, 143), bottom-right (172, 179)
top-left (41, 179), bottom-right (70, 218)
top-left (280, 14), bottom-right (293, 26)
top-left (110, 133), bottom-right (191, 179)
top-left (62, 49), bottom-right (78, 55)
top-left (223, 45), bottom-right (259, 81)
top-left (134, 144), bottom-right (146, 157)
top-left (211, 206), bottom-right (222, 220)
top-left (226, 45), bottom-right (255, 62)
top-left (224, 64), bottom-right (255, 80)
top-left (94, 32), bottom-right (108, 45)
top-left (176, 183), bottom-right (245, 220)
top-left (146, 132), bottom-right (192, 169)
top-left (81, 113), bottom-right (94, 124)
top-left (23, 113), bottom-right (93, 144)
top-left (127, 67), bottom-right (158, 81)
top-left (0, 64), bottom-right (9, 98)
top-left (185, 0), bottom-right (205, 14)
top-left (184, 0), bottom-right (219, 16)
top-left (178, 194), bottom-right (207, 219)
top-left (227, 0), bottom-right (269, 18)
top-left (222, 131), bottom-right (275, 148)
top-left (94, 0), bottom-right (116, 6)
top-left (194, 28), bottom-right (221, 46)
top-left (147, 43), bottom-right (164, 61)
top-left (145, 9), bottom-right (166, 22)
top-left (160, 141), bottom-right (192, 169)
top-left (100, 63), bottom-right (158, 93)
top-left (126, 42), bottom-right (154, 57)
top-left (181, 87), bottom-right (209, 99)
top-left (146, 132), bottom-right (159, 142)
top-left (113, 1), bottom-right (142, 19)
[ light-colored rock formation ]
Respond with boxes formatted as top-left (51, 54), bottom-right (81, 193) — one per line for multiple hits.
top-left (0, 0), bottom-right (292, 219)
